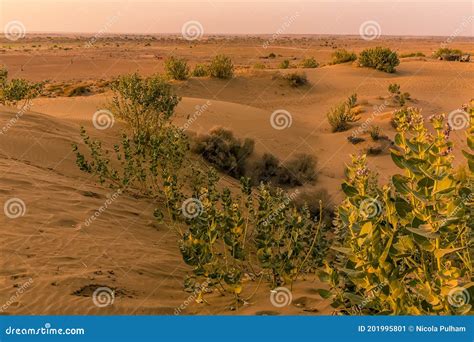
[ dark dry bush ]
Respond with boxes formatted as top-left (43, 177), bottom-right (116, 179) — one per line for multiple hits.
top-left (358, 47), bottom-right (400, 73)
top-left (347, 136), bottom-right (365, 144)
top-left (250, 153), bottom-right (317, 186)
top-left (278, 153), bottom-right (317, 186)
top-left (192, 127), bottom-right (254, 178)
top-left (284, 72), bottom-right (308, 87)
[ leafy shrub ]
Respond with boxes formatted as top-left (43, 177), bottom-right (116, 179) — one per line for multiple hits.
top-left (192, 127), bottom-right (254, 178)
top-left (108, 73), bottom-right (181, 136)
top-left (320, 107), bottom-right (473, 315)
top-left (191, 64), bottom-right (209, 77)
top-left (0, 67), bottom-right (43, 105)
top-left (208, 55), bottom-right (234, 79)
top-left (433, 48), bottom-right (463, 60)
top-left (279, 59), bottom-right (290, 69)
top-left (327, 94), bottom-right (361, 132)
top-left (300, 57), bottom-right (319, 68)
top-left (331, 49), bottom-right (357, 64)
top-left (165, 56), bottom-right (189, 80)
top-left (358, 47), bottom-right (400, 73)
top-left (284, 72), bottom-right (308, 87)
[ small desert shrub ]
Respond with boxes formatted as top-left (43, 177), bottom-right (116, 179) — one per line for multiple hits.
top-left (208, 55), bottom-right (234, 79)
top-left (358, 47), bottom-right (400, 73)
top-left (0, 66), bottom-right (43, 105)
top-left (191, 64), bottom-right (208, 77)
top-left (277, 153), bottom-right (317, 186)
top-left (284, 72), bottom-right (308, 87)
top-left (327, 94), bottom-right (361, 132)
top-left (268, 52), bottom-right (276, 59)
top-left (433, 48), bottom-right (463, 60)
top-left (109, 73), bottom-right (181, 136)
top-left (279, 59), bottom-right (290, 69)
top-left (369, 125), bottom-right (380, 140)
top-left (300, 57), bottom-right (319, 68)
top-left (388, 83), bottom-right (410, 106)
top-left (331, 49), bottom-right (357, 64)
top-left (250, 153), bottom-right (317, 186)
top-left (400, 52), bottom-right (425, 58)
top-left (193, 127), bottom-right (254, 178)
top-left (251, 153), bottom-right (280, 184)
top-left (253, 62), bottom-right (266, 69)
top-left (165, 56), bottom-right (189, 80)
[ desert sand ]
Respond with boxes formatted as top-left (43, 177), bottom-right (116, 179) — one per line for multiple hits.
top-left (0, 35), bottom-right (472, 315)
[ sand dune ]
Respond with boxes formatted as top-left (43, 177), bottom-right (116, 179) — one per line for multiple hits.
top-left (0, 35), bottom-right (472, 315)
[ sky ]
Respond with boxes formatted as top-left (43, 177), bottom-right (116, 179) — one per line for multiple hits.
top-left (1, 0), bottom-right (473, 37)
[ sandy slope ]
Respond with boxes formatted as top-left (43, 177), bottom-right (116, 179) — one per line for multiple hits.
top-left (0, 37), bottom-right (472, 315)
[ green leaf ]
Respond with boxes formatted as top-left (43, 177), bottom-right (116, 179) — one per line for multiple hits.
top-left (390, 151), bottom-right (405, 169)
top-left (317, 289), bottom-right (333, 299)
top-left (392, 174), bottom-right (411, 194)
top-left (343, 292), bottom-right (364, 305)
top-left (342, 183), bottom-right (359, 197)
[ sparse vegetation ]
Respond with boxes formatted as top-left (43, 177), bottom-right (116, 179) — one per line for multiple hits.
top-left (331, 49), bottom-right (357, 64)
top-left (327, 94), bottom-right (361, 132)
top-left (192, 127), bottom-right (254, 178)
top-left (279, 59), bottom-right (290, 69)
top-left (400, 52), bottom-right (425, 58)
top-left (358, 47), bottom-right (400, 73)
top-left (284, 72), bottom-right (308, 87)
top-left (300, 57), bottom-right (319, 68)
top-left (0, 66), bottom-right (43, 105)
top-left (433, 48), bottom-right (463, 61)
top-left (369, 125), bottom-right (381, 140)
top-left (388, 83), bottom-right (411, 106)
top-left (165, 56), bottom-right (189, 80)
top-left (208, 55), bottom-right (234, 79)
top-left (191, 63), bottom-right (209, 77)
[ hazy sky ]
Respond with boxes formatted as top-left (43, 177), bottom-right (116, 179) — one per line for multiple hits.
top-left (1, 0), bottom-right (473, 36)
